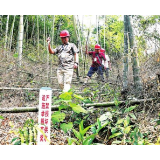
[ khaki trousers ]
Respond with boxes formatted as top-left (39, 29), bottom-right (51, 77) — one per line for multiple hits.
top-left (57, 69), bottom-right (73, 92)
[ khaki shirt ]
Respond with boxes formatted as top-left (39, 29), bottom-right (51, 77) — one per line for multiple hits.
top-left (53, 42), bottom-right (78, 70)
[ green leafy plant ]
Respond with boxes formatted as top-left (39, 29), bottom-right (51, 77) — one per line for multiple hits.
top-left (53, 91), bottom-right (87, 114)
top-left (68, 120), bottom-right (95, 145)
top-left (51, 91), bottom-right (88, 128)
top-left (51, 111), bottom-right (66, 125)
top-left (60, 122), bottom-right (73, 133)
top-left (0, 115), bottom-right (4, 119)
top-left (9, 119), bottom-right (38, 145)
top-left (68, 118), bottom-right (110, 145)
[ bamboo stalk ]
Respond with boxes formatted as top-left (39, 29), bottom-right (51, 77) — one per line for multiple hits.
top-left (85, 98), bottom-right (156, 107)
top-left (0, 105), bottom-right (59, 113)
top-left (0, 98), bottom-right (157, 113)
top-left (0, 87), bottom-right (61, 91)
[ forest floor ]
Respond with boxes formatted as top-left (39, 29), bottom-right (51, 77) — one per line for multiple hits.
top-left (0, 50), bottom-right (160, 145)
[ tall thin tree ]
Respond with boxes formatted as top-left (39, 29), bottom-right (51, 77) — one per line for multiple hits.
top-left (44, 15), bottom-right (45, 48)
top-left (127, 15), bottom-right (143, 93)
top-left (104, 15), bottom-right (105, 49)
top-left (122, 15), bottom-right (129, 91)
top-left (18, 15), bottom-right (23, 66)
top-left (37, 15), bottom-right (39, 56)
top-left (9, 15), bottom-right (16, 52)
top-left (4, 15), bottom-right (9, 56)
top-left (50, 15), bottom-right (55, 77)
top-left (96, 15), bottom-right (99, 44)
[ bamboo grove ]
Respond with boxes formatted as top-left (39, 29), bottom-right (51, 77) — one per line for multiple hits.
top-left (0, 15), bottom-right (160, 94)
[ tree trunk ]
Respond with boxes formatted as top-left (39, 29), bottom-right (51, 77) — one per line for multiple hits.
top-left (73, 15), bottom-right (81, 79)
top-left (127, 15), bottom-right (143, 94)
top-left (96, 15), bottom-right (99, 44)
top-left (31, 17), bottom-right (35, 43)
top-left (51, 15), bottom-right (55, 76)
top-left (18, 15), bottom-right (23, 66)
top-left (37, 15), bottom-right (39, 56)
top-left (44, 16), bottom-right (45, 48)
top-left (4, 15), bottom-right (9, 55)
top-left (104, 15), bottom-right (106, 49)
top-left (0, 15), bottom-right (2, 36)
top-left (122, 15), bottom-right (129, 91)
top-left (26, 17), bottom-right (28, 47)
top-left (9, 15), bottom-right (16, 52)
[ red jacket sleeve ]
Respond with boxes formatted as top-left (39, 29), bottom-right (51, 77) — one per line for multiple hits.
top-left (88, 51), bottom-right (94, 55)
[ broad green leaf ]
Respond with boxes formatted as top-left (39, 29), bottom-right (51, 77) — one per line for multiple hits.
top-left (83, 99), bottom-right (93, 104)
top-left (109, 132), bottom-right (122, 139)
top-left (101, 121), bottom-right (110, 129)
top-left (60, 122), bottom-right (73, 133)
top-left (116, 118), bottom-right (124, 125)
top-left (59, 92), bottom-right (72, 100)
top-left (53, 99), bottom-right (64, 105)
top-left (11, 137), bottom-right (19, 143)
top-left (97, 118), bottom-right (101, 130)
top-left (155, 137), bottom-right (160, 145)
top-left (72, 129), bottom-right (81, 140)
top-left (69, 102), bottom-right (77, 108)
top-left (83, 134), bottom-right (96, 145)
top-left (124, 105), bottom-right (137, 113)
top-left (70, 103), bottom-right (87, 113)
top-left (13, 53), bottom-right (18, 58)
top-left (111, 127), bottom-right (118, 134)
top-left (124, 126), bottom-right (131, 134)
top-left (51, 111), bottom-right (65, 125)
top-left (59, 105), bottom-right (69, 111)
top-left (14, 140), bottom-right (21, 145)
top-left (73, 94), bottom-right (84, 100)
top-left (124, 116), bottom-right (130, 127)
top-left (0, 115), bottom-right (4, 119)
top-left (91, 126), bottom-right (96, 134)
top-left (129, 113), bottom-right (136, 120)
top-left (138, 132), bottom-right (143, 138)
top-left (79, 120), bottom-right (84, 134)
top-left (96, 120), bottom-right (109, 133)
top-left (81, 125), bottom-right (93, 136)
top-left (67, 137), bottom-right (77, 145)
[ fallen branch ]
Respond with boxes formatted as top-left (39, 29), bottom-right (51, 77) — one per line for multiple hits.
top-left (85, 98), bottom-right (157, 107)
top-left (0, 98), bottom-right (157, 113)
top-left (0, 105), bottom-right (59, 113)
top-left (0, 87), bottom-right (61, 91)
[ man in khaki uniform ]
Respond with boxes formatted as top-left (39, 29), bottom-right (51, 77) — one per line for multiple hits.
top-left (47, 30), bottom-right (79, 92)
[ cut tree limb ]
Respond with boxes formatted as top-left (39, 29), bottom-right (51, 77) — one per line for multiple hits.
top-left (0, 98), bottom-right (157, 113)
top-left (85, 98), bottom-right (157, 107)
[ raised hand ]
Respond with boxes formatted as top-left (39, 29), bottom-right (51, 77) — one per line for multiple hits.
top-left (47, 37), bottom-right (51, 43)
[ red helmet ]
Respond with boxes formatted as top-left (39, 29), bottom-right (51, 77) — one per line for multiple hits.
top-left (100, 48), bottom-right (105, 53)
top-left (60, 30), bottom-right (70, 37)
top-left (95, 44), bottom-right (101, 49)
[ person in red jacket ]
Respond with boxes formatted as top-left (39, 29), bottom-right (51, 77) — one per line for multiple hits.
top-left (100, 48), bottom-right (112, 82)
top-left (84, 44), bottom-right (107, 84)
